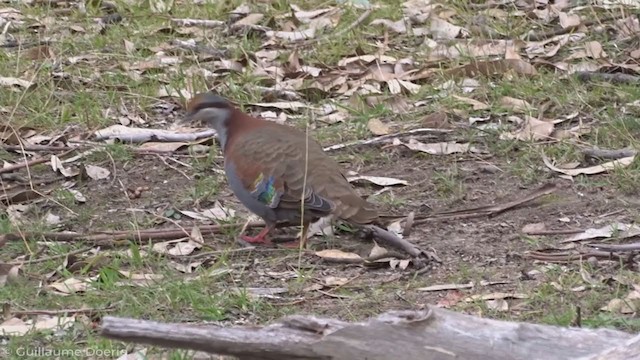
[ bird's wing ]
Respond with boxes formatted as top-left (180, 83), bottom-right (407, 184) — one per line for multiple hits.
top-left (226, 130), bottom-right (334, 216)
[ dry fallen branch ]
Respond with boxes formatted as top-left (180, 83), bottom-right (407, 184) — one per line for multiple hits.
top-left (414, 183), bottom-right (556, 225)
top-left (1, 144), bottom-right (81, 152)
top-left (522, 229), bottom-right (584, 236)
top-left (583, 148), bottom-right (638, 161)
top-left (525, 249), bottom-right (625, 263)
top-left (588, 242), bottom-right (640, 253)
top-left (170, 18), bottom-right (226, 28)
top-left (100, 307), bottom-right (637, 360)
top-left (3, 221), bottom-right (427, 260)
top-left (323, 127), bottom-right (453, 152)
top-left (10, 304), bottom-right (116, 317)
top-left (576, 72), bottom-right (640, 85)
top-left (0, 149), bottom-right (75, 174)
top-left (94, 127), bottom-right (217, 143)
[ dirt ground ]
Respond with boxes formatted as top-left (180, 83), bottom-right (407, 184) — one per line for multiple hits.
top-left (46, 140), bottom-right (633, 325)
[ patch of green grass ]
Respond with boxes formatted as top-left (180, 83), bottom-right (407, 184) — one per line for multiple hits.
top-left (431, 164), bottom-right (464, 199)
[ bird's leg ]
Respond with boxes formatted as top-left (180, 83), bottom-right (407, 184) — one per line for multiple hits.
top-left (281, 222), bottom-right (310, 249)
top-left (241, 224), bottom-right (275, 244)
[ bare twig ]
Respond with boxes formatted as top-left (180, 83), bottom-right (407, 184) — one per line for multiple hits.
top-left (11, 304), bottom-right (117, 317)
top-left (1, 144), bottom-right (80, 152)
top-left (0, 156), bottom-right (48, 174)
top-left (576, 72), bottom-right (640, 85)
top-left (156, 154), bottom-right (192, 180)
top-left (9, 246), bottom-right (93, 266)
top-left (522, 229), bottom-right (584, 236)
top-left (525, 15), bottom-right (620, 42)
top-left (525, 250), bottom-right (624, 262)
top-left (292, 9), bottom-right (373, 48)
top-left (587, 242), bottom-right (640, 252)
top-left (323, 127), bottom-right (452, 152)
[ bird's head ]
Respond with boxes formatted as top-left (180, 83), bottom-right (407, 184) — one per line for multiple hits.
top-left (182, 92), bottom-right (234, 149)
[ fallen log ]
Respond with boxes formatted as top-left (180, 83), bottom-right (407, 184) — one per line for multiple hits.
top-left (100, 306), bottom-right (638, 360)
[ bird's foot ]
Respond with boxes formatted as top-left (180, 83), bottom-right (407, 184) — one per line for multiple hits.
top-left (240, 225), bottom-right (274, 245)
top-left (240, 233), bottom-right (272, 245)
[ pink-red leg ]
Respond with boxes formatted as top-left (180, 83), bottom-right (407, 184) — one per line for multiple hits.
top-left (241, 224), bottom-right (274, 244)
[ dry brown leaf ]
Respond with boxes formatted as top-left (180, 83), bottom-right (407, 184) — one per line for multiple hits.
top-left (616, 16), bottom-right (640, 40)
top-left (370, 18), bottom-right (407, 34)
top-left (499, 96), bottom-right (533, 112)
top-left (117, 270), bottom-right (164, 287)
top-left (50, 155), bottom-right (78, 177)
top-left (47, 277), bottom-right (94, 295)
top-left (364, 96), bottom-right (412, 113)
top-left (123, 39), bottom-right (136, 55)
top-left (249, 101), bottom-right (307, 111)
top-left (430, 16), bottom-right (466, 40)
top-left (500, 116), bottom-right (554, 141)
top-left (367, 118), bottom-right (390, 135)
top-left (290, 5), bottom-right (335, 22)
top-left (0, 76), bottom-right (34, 90)
top-left (315, 249), bottom-right (362, 262)
top-left (389, 259), bottom-right (411, 270)
top-left (266, 28), bottom-right (316, 41)
top-left (152, 239), bottom-right (186, 254)
top-left (23, 45), bottom-right (55, 60)
top-left (601, 289), bottom-right (640, 314)
top-left (427, 40), bottom-right (520, 62)
top-left (6, 204), bottom-right (28, 227)
top-left (558, 12), bottom-right (581, 28)
top-left (417, 282), bottom-right (474, 292)
top-left (368, 242), bottom-right (388, 258)
top-left (323, 276), bottom-right (349, 286)
top-left (451, 95), bottom-right (489, 110)
top-left (464, 292), bottom-right (528, 302)
top-left (522, 222), bottom-right (546, 234)
top-left (307, 215), bottom-right (334, 238)
top-left (45, 212), bottom-right (61, 225)
top-left (82, 164), bottom-right (110, 180)
top-left (168, 241), bottom-right (200, 256)
top-left (179, 201), bottom-right (236, 222)
top-left (149, 0), bottom-right (174, 13)
top-left (562, 223), bottom-right (640, 243)
top-left (0, 188), bottom-right (42, 204)
top-left (401, 139), bottom-right (476, 155)
top-left (68, 189), bottom-right (87, 203)
top-left (347, 174), bottom-right (408, 186)
top-left (486, 298), bottom-right (509, 311)
top-left (233, 13), bottom-right (264, 27)
top-left (0, 263), bottom-right (20, 287)
top-left (0, 316), bottom-right (75, 336)
top-left (543, 154), bottom-right (636, 177)
top-left (123, 56), bottom-right (181, 72)
top-left (169, 260), bottom-right (204, 273)
top-left (584, 41), bottom-right (606, 59)
top-left (138, 142), bottom-right (190, 152)
top-left (338, 54), bottom-right (399, 66)
top-left (446, 59), bottom-right (537, 78)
